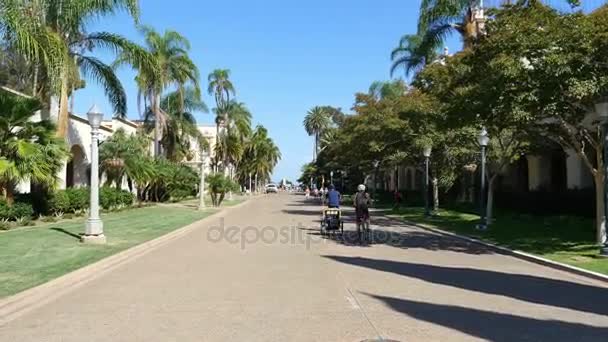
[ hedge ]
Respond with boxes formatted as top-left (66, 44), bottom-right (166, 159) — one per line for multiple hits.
top-left (0, 201), bottom-right (34, 221)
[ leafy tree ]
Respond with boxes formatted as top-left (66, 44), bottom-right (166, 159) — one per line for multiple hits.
top-left (0, 90), bottom-right (69, 205)
top-left (459, 2), bottom-right (608, 242)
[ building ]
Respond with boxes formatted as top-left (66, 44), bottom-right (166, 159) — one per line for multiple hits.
top-left (8, 88), bottom-right (218, 194)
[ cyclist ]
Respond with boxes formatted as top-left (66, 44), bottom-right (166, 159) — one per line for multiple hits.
top-left (326, 184), bottom-right (341, 208)
top-left (353, 184), bottom-right (371, 238)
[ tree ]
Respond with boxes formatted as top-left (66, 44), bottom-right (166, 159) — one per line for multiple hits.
top-left (99, 128), bottom-right (150, 190)
top-left (457, 2), bottom-right (608, 242)
top-left (118, 26), bottom-right (199, 157)
top-left (157, 87), bottom-right (208, 162)
top-left (206, 173), bottom-right (238, 207)
top-left (390, 34), bottom-right (437, 78)
top-left (208, 68), bottom-right (235, 152)
top-left (0, 89), bottom-right (69, 205)
top-left (15, 0), bottom-right (149, 138)
top-left (303, 106), bottom-right (331, 161)
top-left (237, 126), bottom-right (281, 189)
top-left (368, 79), bottom-right (408, 100)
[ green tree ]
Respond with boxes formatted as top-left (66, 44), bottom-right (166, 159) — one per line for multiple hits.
top-left (158, 87), bottom-right (208, 162)
top-left (208, 69), bottom-right (235, 148)
top-left (303, 106), bottom-right (331, 161)
top-left (459, 2), bottom-right (608, 242)
top-left (390, 34), bottom-right (437, 78)
top-left (12, 0), bottom-right (149, 138)
top-left (0, 89), bottom-right (69, 205)
top-left (118, 26), bottom-right (200, 157)
top-left (99, 128), bottom-right (151, 190)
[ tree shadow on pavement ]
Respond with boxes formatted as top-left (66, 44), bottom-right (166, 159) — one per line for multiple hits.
top-left (325, 256), bottom-right (608, 316)
top-left (363, 294), bottom-right (608, 342)
top-left (281, 209), bottom-right (323, 216)
top-left (302, 214), bottom-right (494, 254)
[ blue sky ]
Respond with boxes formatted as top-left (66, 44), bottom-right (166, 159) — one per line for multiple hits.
top-left (74, 0), bottom-right (464, 181)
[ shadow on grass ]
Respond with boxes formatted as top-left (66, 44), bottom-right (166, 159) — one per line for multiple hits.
top-left (392, 207), bottom-right (598, 256)
top-left (364, 294), bottom-right (608, 342)
top-left (49, 227), bottom-right (82, 240)
top-left (325, 256), bottom-right (608, 316)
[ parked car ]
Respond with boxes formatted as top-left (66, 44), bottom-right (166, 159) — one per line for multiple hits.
top-left (265, 183), bottom-right (278, 193)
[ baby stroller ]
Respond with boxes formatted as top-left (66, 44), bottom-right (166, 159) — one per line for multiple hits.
top-left (320, 207), bottom-right (344, 236)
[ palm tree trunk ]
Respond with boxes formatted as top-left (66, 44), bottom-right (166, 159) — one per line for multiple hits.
top-left (56, 68), bottom-right (70, 138)
top-left (154, 93), bottom-right (162, 157)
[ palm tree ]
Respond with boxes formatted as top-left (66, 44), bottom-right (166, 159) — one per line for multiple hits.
top-left (416, 0), bottom-right (579, 57)
top-left (0, 89), bottom-right (69, 205)
top-left (8, 0), bottom-right (149, 138)
top-left (236, 126), bottom-right (281, 189)
top-left (390, 34), bottom-right (438, 78)
top-left (99, 128), bottom-right (150, 189)
top-left (157, 87), bottom-right (208, 162)
top-left (303, 106), bottom-right (331, 162)
top-left (368, 79), bottom-right (408, 100)
top-left (208, 69), bottom-right (235, 145)
top-left (118, 26), bottom-right (200, 157)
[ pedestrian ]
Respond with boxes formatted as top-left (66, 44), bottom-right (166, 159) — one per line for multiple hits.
top-left (305, 187), bottom-right (310, 200)
top-left (393, 189), bottom-right (402, 209)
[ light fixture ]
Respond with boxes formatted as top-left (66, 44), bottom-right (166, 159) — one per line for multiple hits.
top-left (87, 104), bottom-right (104, 129)
top-left (478, 127), bottom-right (490, 147)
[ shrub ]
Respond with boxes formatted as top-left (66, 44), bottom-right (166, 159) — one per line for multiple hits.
top-left (0, 201), bottom-right (34, 221)
top-left (100, 187), bottom-right (134, 210)
top-left (48, 191), bottom-right (71, 214)
top-left (206, 173), bottom-right (239, 207)
top-left (65, 188), bottom-right (89, 212)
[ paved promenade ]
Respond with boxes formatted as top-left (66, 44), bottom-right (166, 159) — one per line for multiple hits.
top-left (1, 193), bottom-right (607, 341)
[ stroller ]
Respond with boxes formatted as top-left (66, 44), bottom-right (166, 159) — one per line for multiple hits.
top-left (320, 207), bottom-right (344, 235)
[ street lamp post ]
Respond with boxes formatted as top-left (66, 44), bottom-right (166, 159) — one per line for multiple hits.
top-left (198, 149), bottom-right (209, 210)
top-left (82, 105), bottom-right (106, 244)
top-left (595, 99), bottom-right (608, 256)
top-left (330, 171), bottom-right (334, 186)
top-left (477, 127), bottom-right (490, 230)
top-left (423, 146), bottom-right (432, 217)
top-left (372, 160), bottom-right (380, 195)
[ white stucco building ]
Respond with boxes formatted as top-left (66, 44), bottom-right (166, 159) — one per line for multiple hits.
top-left (7, 88), bottom-right (218, 194)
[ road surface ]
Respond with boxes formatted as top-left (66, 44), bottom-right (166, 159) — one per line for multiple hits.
top-left (1, 193), bottom-right (608, 341)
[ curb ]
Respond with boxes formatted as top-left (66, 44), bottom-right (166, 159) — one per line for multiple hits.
top-left (0, 198), bottom-right (253, 326)
top-left (384, 215), bottom-right (608, 284)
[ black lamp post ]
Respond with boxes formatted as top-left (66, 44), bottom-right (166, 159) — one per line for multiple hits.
top-left (477, 127), bottom-right (490, 230)
top-left (595, 99), bottom-right (608, 256)
top-left (423, 145), bottom-right (432, 217)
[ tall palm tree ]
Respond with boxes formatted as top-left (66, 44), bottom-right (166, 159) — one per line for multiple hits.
top-left (214, 101), bottom-right (252, 183)
top-left (118, 26), bottom-right (200, 157)
top-left (208, 69), bottom-right (235, 143)
top-left (160, 88), bottom-right (207, 162)
top-left (303, 106), bottom-right (331, 162)
top-left (0, 89), bottom-right (69, 205)
top-left (390, 34), bottom-right (438, 78)
top-left (11, 0), bottom-right (148, 138)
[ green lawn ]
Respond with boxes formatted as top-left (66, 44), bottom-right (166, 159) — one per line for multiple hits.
top-left (389, 206), bottom-right (608, 275)
top-left (0, 205), bottom-right (219, 298)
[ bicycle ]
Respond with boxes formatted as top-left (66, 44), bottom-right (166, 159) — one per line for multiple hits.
top-left (356, 214), bottom-right (371, 243)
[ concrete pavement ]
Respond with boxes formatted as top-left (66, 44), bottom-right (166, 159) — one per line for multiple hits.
top-left (1, 193), bottom-right (607, 341)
